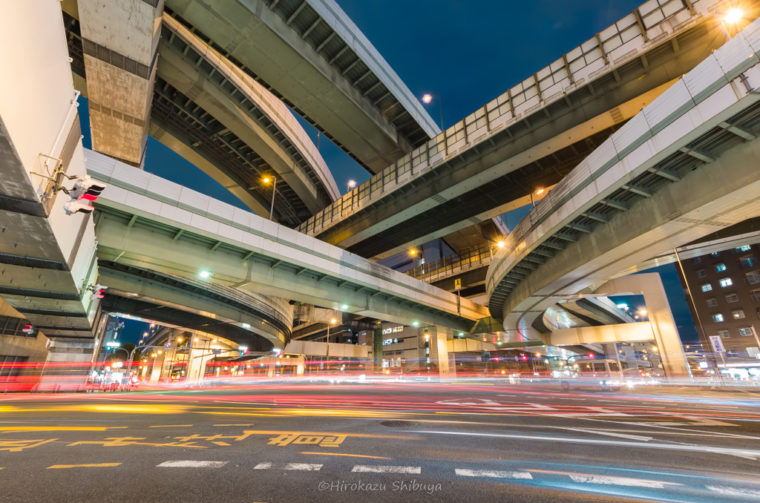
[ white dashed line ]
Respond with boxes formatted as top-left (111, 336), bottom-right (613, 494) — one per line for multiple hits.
top-left (455, 469), bottom-right (533, 479)
top-left (568, 474), bottom-right (672, 488)
top-left (706, 485), bottom-right (760, 498)
top-left (284, 463), bottom-right (322, 471)
top-left (352, 465), bottom-right (421, 474)
top-left (254, 462), bottom-right (272, 470)
top-left (157, 460), bottom-right (227, 468)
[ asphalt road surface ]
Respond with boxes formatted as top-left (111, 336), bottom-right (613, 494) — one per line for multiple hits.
top-left (1, 379), bottom-right (760, 502)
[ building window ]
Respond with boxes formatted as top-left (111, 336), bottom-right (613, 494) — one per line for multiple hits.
top-left (715, 263), bottom-right (727, 272)
top-left (738, 245), bottom-right (752, 252)
top-left (697, 269), bottom-right (707, 278)
top-left (717, 329), bottom-right (730, 338)
top-left (711, 251), bottom-right (720, 256)
top-left (740, 256), bottom-right (757, 269)
top-left (719, 277), bottom-right (733, 288)
top-left (706, 298), bottom-right (718, 308)
top-left (701, 283), bottom-right (713, 292)
top-left (713, 313), bottom-right (724, 322)
top-left (725, 293), bottom-right (739, 303)
top-left (739, 327), bottom-right (754, 337)
top-left (747, 272), bottom-right (760, 285)
top-left (732, 310), bottom-right (746, 320)
top-left (752, 290), bottom-right (760, 302)
top-left (693, 257), bottom-right (702, 264)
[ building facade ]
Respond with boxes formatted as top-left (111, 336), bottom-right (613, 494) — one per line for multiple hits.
top-left (677, 244), bottom-right (760, 357)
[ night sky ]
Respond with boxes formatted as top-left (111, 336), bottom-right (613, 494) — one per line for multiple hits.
top-left (79, 0), bottom-right (699, 343)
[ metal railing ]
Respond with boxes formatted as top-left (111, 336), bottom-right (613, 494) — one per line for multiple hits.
top-left (407, 244), bottom-right (495, 284)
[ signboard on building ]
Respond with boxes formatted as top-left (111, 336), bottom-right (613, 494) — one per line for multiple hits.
top-left (454, 278), bottom-right (462, 291)
top-left (709, 335), bottom-right (726, 353)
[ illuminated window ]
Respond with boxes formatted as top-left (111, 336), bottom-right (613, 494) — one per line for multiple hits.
top-left (737, 245), bottom-right (752, 252)
top-left (719, 277), bottom-right (733, 288)
top-left (715, 263), bottom-right (726, 272)
top-left (712, 313), bottom-right (724, 322)
top-left (740, 256), bottom-right (756, 269)
top-left (747, 272), bottom-right (760, 285)
top-left (711, 251), bottom-right (720, 257)
top-left (717, 329), bottom-right (730, 338)
top-left (725, 293), bottom-right (739, 303)
top-left (701, 283), bottom-right (712, 292)
top-left (706, 298), bottom-right (718, 308)
top-left (738, 327), bottom-right (754, 337)
top-left (731, 310), bottom-right (745, 320)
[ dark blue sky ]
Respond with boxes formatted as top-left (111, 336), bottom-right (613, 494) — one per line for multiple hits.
top-left (80, 0), bottom-right (699, 342)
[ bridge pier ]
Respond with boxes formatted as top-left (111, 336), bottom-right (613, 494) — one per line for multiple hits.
top-left (594, 273), bottom-right (690, 379)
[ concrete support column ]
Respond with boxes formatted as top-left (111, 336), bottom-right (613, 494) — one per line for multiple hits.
top-left (78, 0), bottom-right (164, 167)
top-left (429, 326), bottom-right (455, 377)
top-left (39, 338), bottom-right (96, 391)
top-left (373, 322), bottom-right (383, 373)
top-left (594, 273), bottom-right (690, 379)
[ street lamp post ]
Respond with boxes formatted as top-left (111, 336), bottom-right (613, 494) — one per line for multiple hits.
top-left (421, 93), bottom-right (443, 130)
top-left (262, 176), bottom-right (277, 220)
top-left (530, 187), bottom-right (545, 208)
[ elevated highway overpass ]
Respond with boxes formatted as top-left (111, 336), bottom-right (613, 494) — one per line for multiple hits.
top-left (87, 150), bottom-right (488, 339)
top-left (297, 0), bottom-right (755, 259)
top-left (486, 20), bottom-right (760, 345)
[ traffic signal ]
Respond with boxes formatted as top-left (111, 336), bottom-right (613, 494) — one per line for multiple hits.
top-left (21, 323), bottom-right (34, 335)
top-left (63, 199), bottom-right (94, 215)
top-left (70, 176), bottom-right (106, 201)
top-left (90, 284), bottom-right (107, 300)
top-left (63, 176), bottom-right (106, 215)
top-left (588, 352), bottom-right (594, 359)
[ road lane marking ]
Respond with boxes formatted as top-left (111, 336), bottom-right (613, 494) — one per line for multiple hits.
top-left (299, 451), bottom-right (391, 460)
top-left (562, 428), bottom-right (652, 441)
top-left (455, 469), bottom-right (532, 479)
top-left (706, 485), bottom-right (760, 498)
top-left (528, 469), bottom-right (680, 488)
top-left (284, 463), bottom-right (322, 471)
top-left (48, 463), bottom-right (121, 469)
top-left (214, 424), bottom-right (254, 427)
top-left (157, 460), bottom-right (227, 468)
top-left (352, 465), bottom-right (421, 474)
top-left (149, 425), bottom-right (193, 428)
top-left (254, 462), bottom-right (272, 470)
top-left (412, 430), bottom-right (760, 459)
top-left (0, 426), bottom-right (125, 432)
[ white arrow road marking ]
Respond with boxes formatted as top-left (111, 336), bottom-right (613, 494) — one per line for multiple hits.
top-left (455, 469), bottom-right (533, 479)
top-left (352, 465), bottom-right (421, 474)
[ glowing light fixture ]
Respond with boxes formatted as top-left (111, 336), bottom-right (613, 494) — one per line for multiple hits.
top-left (496, 240), bottom-right (506, 249)
top-left (724, 7), bottom-right (744, 24)
top-left (347, 179), bottom-right (357, 189)
top-left (198, 270), bottom-right (211, 279)
top-left (421, 93), bottom-right (433, 104)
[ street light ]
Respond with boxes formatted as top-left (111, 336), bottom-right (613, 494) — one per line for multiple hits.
top-left (347, 179), bottom-right (357, 190)
top-left (530, 187), bottom-right (545, 208)
top-left (262, 175), bottom-right (277, 220)
top-left (421, 93), bottom-right (444, 130)
top-left (724, 7), bottom-right (744, 24)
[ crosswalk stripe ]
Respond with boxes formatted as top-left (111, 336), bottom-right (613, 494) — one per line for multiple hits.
top-left (157, 460), bottom-right (227, 468)
top-left (455, 469), bottom-right (532, 479)
top-left (352, 465), bottom-right (421, 474)
top-left (284, 463), bottom-right (322, 471)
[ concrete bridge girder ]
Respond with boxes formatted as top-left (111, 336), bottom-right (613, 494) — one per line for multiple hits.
top-left (165, 0), bottom-right (434, 173)
top-left (88, 150), bottom-right (487, 332)
top-left (97, 265), bottom-right (290, 349)
top-left (156, 15), bottom-right (339, 213)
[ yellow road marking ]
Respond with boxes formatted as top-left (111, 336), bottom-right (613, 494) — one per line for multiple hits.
top-left (241, 430), bottom-right (422, 440)
top-left (47, 463), bottom-right (122, 469)
top-left (299, 451), bottom-right (391, 460)
top-left (0, 426), bottom-right (125, 432)
top-left (148, 425), bottom-right (193, 428)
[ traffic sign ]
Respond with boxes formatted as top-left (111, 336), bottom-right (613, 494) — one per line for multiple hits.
top-left (709, 335), bottom-right (726, 353)
top-left (454, 278), bottom-right (462, 290)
